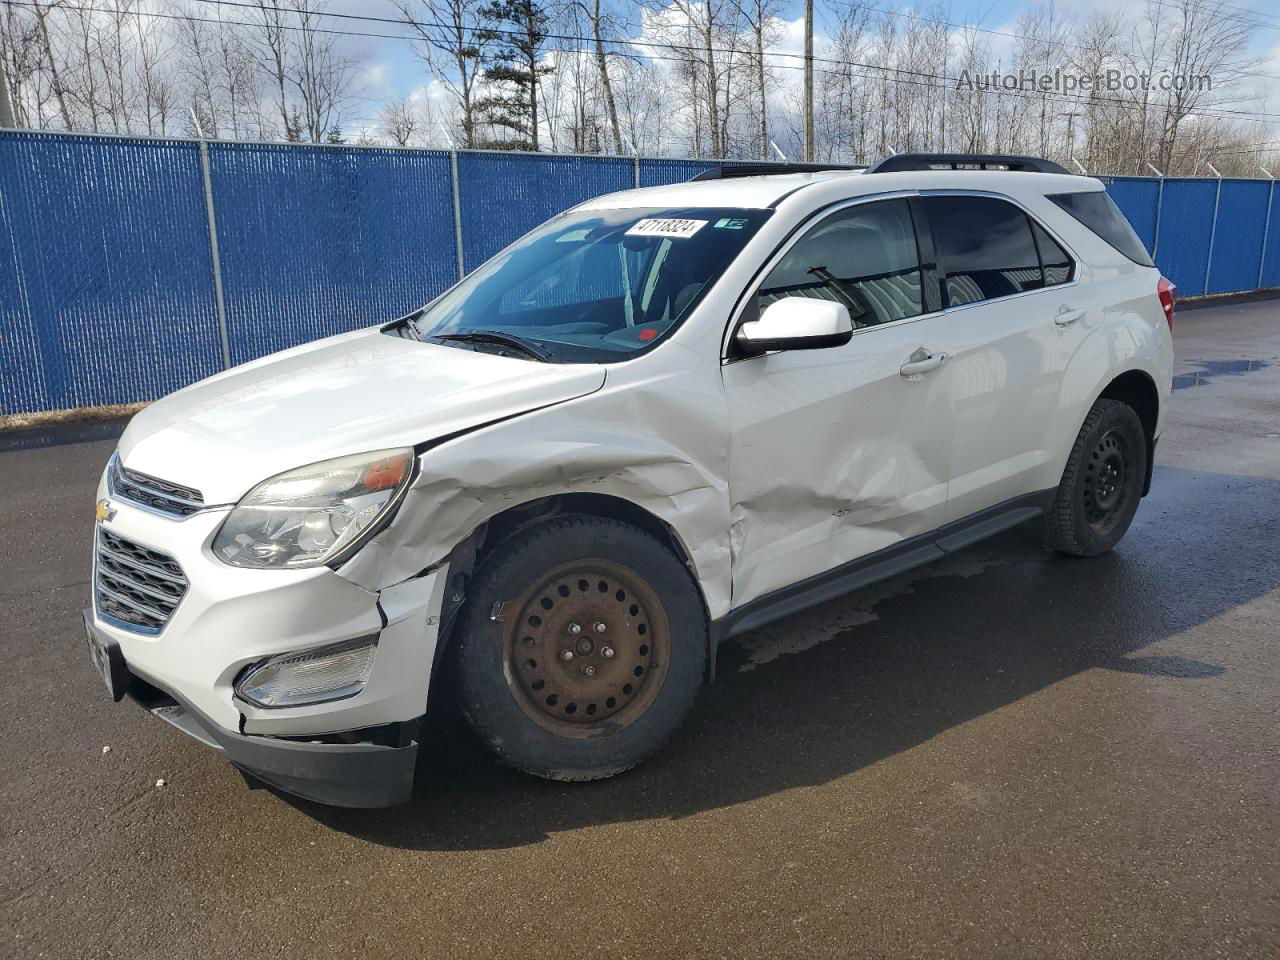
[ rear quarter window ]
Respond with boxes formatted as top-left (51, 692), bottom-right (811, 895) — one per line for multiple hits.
top-left (1048, 191), bottom-right (1154, 267)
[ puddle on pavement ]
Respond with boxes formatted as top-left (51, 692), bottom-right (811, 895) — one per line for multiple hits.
top-left (1172, 358), bottom-right (1271, 390)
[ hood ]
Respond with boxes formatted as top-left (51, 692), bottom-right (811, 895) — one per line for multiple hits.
top-left (119, 329), bottom-right (606, 504)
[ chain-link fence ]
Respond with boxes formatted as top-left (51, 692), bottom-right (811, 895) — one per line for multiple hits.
top-left (2, 129), bottom-right (1277, 415)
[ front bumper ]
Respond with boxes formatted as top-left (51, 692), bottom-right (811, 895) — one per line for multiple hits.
top-left (86, 471), bottom-right (451, 806)
top-left (86, 610), bottom-right (420, 807)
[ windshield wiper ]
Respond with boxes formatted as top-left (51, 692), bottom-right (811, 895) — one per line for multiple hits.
top-left (425, 330), bottom-right (553, 362)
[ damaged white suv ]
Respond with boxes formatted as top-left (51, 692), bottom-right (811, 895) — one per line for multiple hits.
top-left (85, 153), bottom-right (1175, 807)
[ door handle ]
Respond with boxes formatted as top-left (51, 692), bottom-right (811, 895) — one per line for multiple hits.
top-left (1054, 305), bottom-right (1086, 326)
top-left (899, 351), bottom-right (948, 378)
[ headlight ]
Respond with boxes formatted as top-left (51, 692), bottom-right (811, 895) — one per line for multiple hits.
top-left (213, 448), bottom-right (414, 569)
top-left (235, 636), bottom-right (378, 708)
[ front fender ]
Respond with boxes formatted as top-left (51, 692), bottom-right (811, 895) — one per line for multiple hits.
top-left (337, 356), bottom-right (734, 619)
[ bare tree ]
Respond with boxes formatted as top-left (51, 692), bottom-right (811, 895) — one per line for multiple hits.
top-left (285, 0), bottom-right (357, 143)
top-left (612, 53), bottom-right (663, 153)
top-left (648, 0), bottom-right (739, 157)
top-left (817, 1), bottom-right (872, 162)
top-left (132, 6), bottom-right (174, 134)
top-left (1, 4), bottom-right (41, 128)
top-left (31, 1), bottom-right (72, 128)
top-left (581, 0), bottom-right (623, 153)
top-left (380, 95), bottom-right (419, 145)
top-left (247, 0), bottom-right (292, 137)
top-left (394, 0), bottom-right (489, 147)
top-left (729, 0), bottom-right (782, 159)
top-left (217, 24), bottom-right (263, 139)
top-left (1146, 0), bottom-right (1252, 174)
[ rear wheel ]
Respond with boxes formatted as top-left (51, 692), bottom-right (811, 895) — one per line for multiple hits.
top-left (1044, 398), bottom-right (1148, 556)
top-left (451, 515), bottom-right (706, 781)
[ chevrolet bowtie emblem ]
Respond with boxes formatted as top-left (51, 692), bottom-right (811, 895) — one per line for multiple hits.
top-left (95, 499), bottom-right (116, 524)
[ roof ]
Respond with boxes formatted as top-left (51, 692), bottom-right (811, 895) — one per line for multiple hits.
top-left (578, 171), bottom-right (858, 211)
top-left (577, 168), bottom-right (1102, 212)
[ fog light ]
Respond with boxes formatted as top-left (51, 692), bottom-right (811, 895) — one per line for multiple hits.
top-left (235, 637), bottom-right (377, 709)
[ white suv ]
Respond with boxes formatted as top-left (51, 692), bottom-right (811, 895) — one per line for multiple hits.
top-left (84, 153), bottom-right (1175, 807)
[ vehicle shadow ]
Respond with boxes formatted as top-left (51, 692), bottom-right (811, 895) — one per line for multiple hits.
top-left (293, 465), bottom-right (1274, 850)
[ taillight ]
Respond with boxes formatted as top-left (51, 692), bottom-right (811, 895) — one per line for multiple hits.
top-left (1157, 276), bottom-right (1176, 331)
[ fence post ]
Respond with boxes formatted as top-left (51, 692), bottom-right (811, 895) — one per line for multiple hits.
top-left (1151, 177), bottom-right (1164, 261)
top-left (196, 135), bottom-right (232, 370)
top-left (450, 149), bottom-right (465, 281)
top-left (634, 155), bottom-right (640, 189)
top-left (1258, 178), bottom-right (1275, 291)
top-left (1203, 175), bottom-right (1223, 296)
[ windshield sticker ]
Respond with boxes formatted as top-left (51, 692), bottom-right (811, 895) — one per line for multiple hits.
top-left (555, 228), bottom-right (592, 243)
top-left (625, 218), bottom-right (708, 239)
top-left (713, 218), bottom-right (749, 230)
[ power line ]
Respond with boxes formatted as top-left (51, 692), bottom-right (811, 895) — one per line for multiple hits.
top-left (10, 0), bottom-right (1280, 133)
top-left (1144, 0), bottom-right (1280, 35)
top-left (181, 0), bottom-right (1280, 124)
top-left (1205, 137), bottom-right (1280, 156)
top-left (827, 0), bottom-right (1280, 86)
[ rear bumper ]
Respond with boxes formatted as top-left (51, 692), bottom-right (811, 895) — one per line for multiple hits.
top-left (88, 611), bottom-right (419, 807)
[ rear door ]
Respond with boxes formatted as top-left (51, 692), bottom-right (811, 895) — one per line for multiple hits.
top-left (917, 193), bottom-right (1087, 522)
top-left (722, 196), bottom-right (955, 608)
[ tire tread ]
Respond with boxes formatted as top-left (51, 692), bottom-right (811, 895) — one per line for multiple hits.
top-left (1044, 398), bottom-right (1144, 556)
top-left (452, 514), bottom-right (706, 782)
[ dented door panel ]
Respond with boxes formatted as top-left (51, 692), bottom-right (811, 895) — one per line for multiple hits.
top-left (722, 318), bottom-right (953, 608)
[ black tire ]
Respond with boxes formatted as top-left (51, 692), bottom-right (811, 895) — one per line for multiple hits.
top-left (1044, 398), bottom-right (1148, 556)
top-left (450, 515), bottom-right (706, 781)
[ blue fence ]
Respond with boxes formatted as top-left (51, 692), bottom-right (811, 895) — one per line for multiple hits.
top-left (1, 129), bottom-right (1277, 415)
top-left (1100, 175), bottom-right (1280, 295)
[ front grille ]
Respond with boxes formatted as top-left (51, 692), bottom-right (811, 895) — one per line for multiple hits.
top-left (95, 528), bottom-right (188, 632)
top-left (109, 456), bottom-right (204, 518)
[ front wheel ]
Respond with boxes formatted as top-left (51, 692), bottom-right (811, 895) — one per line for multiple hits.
top-left (451, 515), bottom-right (706, 781)
top-left (1044, 398), bottom-right (1148, 556)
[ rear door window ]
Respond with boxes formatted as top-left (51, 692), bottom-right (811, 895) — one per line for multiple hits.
top-left (923, 195), bottom-right (1045, 307)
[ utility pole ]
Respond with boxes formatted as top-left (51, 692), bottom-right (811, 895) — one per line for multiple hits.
top-left (0, 62), bottom-right (15, 128)
top-left (1062, 111), bottom-right (1077, 162)
top-left (803, 0), bottom-right (814, 161)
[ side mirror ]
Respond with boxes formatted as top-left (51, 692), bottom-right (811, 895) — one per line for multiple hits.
top-left (735, 298), bottom-right (854, 355)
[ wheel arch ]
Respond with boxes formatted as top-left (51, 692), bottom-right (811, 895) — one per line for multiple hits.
top-left (429, 492), bottom-right (716, 693)
top-left (1096, 369), bottom-right (1160, 495)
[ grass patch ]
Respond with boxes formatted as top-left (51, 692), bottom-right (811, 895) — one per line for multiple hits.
top-left (0, 402), bottom-right (146, 432)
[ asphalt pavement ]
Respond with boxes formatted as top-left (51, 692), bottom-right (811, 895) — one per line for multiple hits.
top-left (2, 297), bottom-right (1278, 959)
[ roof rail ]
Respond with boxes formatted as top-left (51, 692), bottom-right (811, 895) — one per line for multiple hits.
top-left (865, 153), bottom-right (1072, 175)
top-left (689, 162), bottom-right (864, 181)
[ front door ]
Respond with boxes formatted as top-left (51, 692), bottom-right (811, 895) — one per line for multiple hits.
top-left (723, 197), bottom-right (954, 608)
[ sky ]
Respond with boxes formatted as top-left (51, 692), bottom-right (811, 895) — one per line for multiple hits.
top-left (309, 0), bottom-right (1280, 145)
top-left (343, 0), bottom-right (1031, 115)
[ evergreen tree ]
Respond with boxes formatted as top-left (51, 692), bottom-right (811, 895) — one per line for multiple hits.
top-left (284, 109), bottom-right (304, 142)
top-left (475, 0), bottom-right (553, 150)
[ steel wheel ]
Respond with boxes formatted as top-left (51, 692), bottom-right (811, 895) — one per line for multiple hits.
top-left (1082, 427), bottom-right (1132, 535)
top-left (502, 558), bottom-right (670, 739)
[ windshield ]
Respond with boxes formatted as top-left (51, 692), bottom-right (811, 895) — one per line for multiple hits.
top-left (411, 206), bottom-right (772, 363)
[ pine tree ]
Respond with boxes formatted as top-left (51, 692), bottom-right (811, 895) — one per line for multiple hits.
top-left (284, 109), bottom-right (304, 142)
top-left (474, 0), bottom-right (553, 150)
